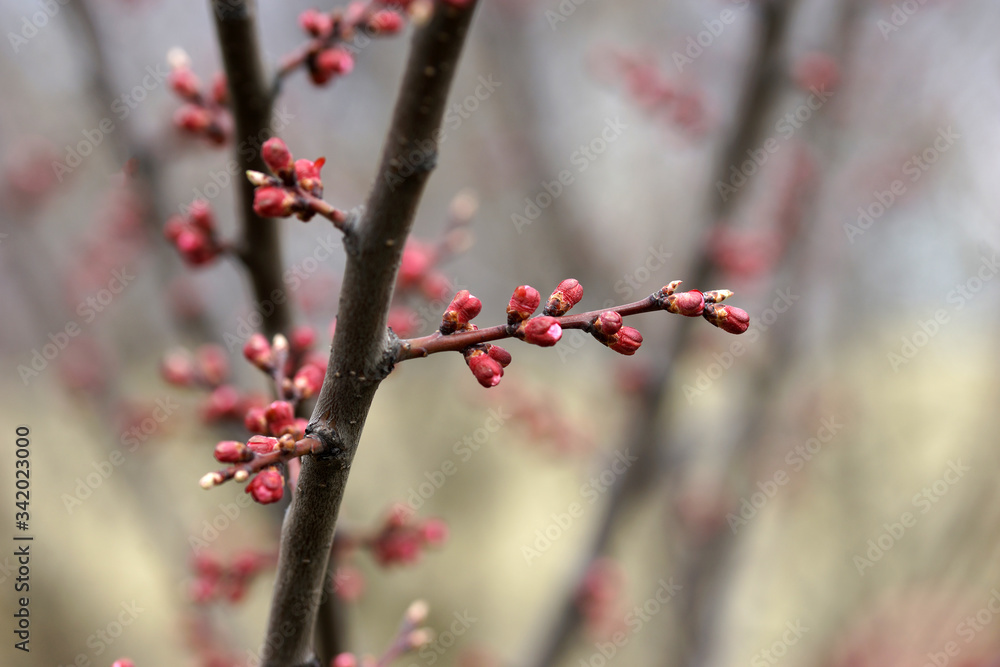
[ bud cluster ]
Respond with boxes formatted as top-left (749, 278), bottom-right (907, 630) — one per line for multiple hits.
top-left (246, 138), bottom-right (347, 226)
top-left (163, 200), bottom-right (225, 267)
top-left (167, 48), bottom-right (230, 145)
top-left (288, 3), bottom-right (413, 87)
top-left (398, 278), bottom-right (750, 387)
top-left (362, 503), bottom-right (449, 566)
top-left (189, 551), bottom-right (276, 604)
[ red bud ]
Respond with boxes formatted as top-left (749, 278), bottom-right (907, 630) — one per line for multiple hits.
top-left (665, 290), bottom-right (705, 317)
top-left (214, 440), bottom-right (251, 463)
top-left (507, 285), bottom-right (541, 324)
top-left (523, 316), bottom-right (562, 347)
top-left (253, 186), bottom-right (297, 218)
top-left (703, 304), bottom-right (750, 334)
top-left (441, 290), bottom-right (482, 334)
top-left (247, 434), bottom-right (279, 455)
top-left (262, 137), bottom-right (294, 178)
top-left (467, 352), bottom-right (503, 388)
top-left (544, 278), bottom-right (584, 316)
top-left (246, 467), bottom-right (284, 504)
top-left (608, 326), bottom-right (642, 355)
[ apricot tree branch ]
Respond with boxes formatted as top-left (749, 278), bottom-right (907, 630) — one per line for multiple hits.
top-left (256, 4), bottom-right (480, 666)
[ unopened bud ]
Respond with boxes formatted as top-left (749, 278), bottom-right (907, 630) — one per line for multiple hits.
top-left (441, 290), bottom-right (482, 334)
top-left (593, 310), bottom-right (622, 336)
top-left (523, 316), bottom-right (562, 347)
top-left (242, 333), bottom-right (273, 369)
top-left (253, 186), bottom-right (297, 218)
top-left (261, 137), bottom-right (295, 178)
top-left (544, 278), bottom-right (584, 316)
top-left (214, 440), bottom-right (251, 463)
top-left (406, 599), bottom-right (430, 624)
top-left (507, 285), bottom-right (541, 324)
top-left (466, 351), bottom-right (503, 388)
top-left (247, 435), bottom-right (279, 455)
top-left (665, 290), bottom-right (705, 317)
top-left (608, 326), bottom-right (643, 355)
top-left (702, 304), bottom-right (750, 334)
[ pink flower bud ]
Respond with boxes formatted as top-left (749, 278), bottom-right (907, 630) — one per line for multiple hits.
top-left (247, 434), bottom-right (279, 455)
top-left (333, 654), bottom-right (358, 667)
top-left (262, 137), bottom-right (294, 178)
top-left (203, 385), bottom-right (241, 420)
top-left (702, 304), bottom-right (750, 334)
top-left (293, 363), bottom-right (324, 399)
top-left (420, 272), bottom-right (451, 301)
top-left (440, 290), bottom-right (482, 334)
top-left (665, 290), bottom-right (705, 317)
top-left (112, 660), bottom-right (136, 667)
top-left (387, 307), bottom-right (418, 337)
top-left (507, 285), bottom-right (541, 324)
top-left (398, 240), bottom-right (434, 287)
top-left (214, 440), bottom-right (251, 463)
top-left (174, 228), bottom-right (215, 266)
top-left (420, 518), bottom-right (449, 545)
top-left (163, 215), bottom-right (185, 242)
top-left (265, 400), bottom-right (295, 435)
top-left (369, 9), bottom-right (404, 34)
top-left (196, 344), bottom-right (229, 386)
top-left (299, 9), bottom-right (333, 38)
top-left (253, 186), bottom-right (297, 218)
top-left (187, 200), bottom-right (214, 233)
top-left (523, 316), bottom-right (562, 347)
top-left (169, 67), bottom-right (201, 99)
top-left (246, 467), bottom-right (284, 504)
top-left (174, 104), bottom-right (211, 133)
top-left (211, 72), bottom-right (228, 105)
top-left (594, 310), bottom-right (622, 336)
top-left (242, 333), bottom-right (273, 369)
top-left (290, 325), bottom-right (316, 352)
top-left (608, 326), bottom-right (642, 355)
top-left (467, 352), bottom-right (503, 388)
top-left (294, 157), bottom-right (325, 197)
top-left (487, 345), bottom-right (512, 367)
top-left (315, 47), bottom-right (354, 78)
top-left (244, 406), bottom-right (268, 434)
top-left (161, 349), bottom-right (195, 386)
top-left (544, 279), bottom-right (584, 316)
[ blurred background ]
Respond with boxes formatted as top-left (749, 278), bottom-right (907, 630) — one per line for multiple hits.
top-left (3, 0), bottom-right (1000, 665)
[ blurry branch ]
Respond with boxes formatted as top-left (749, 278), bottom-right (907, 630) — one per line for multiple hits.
top-left (257, 4), bottom-right (479, 666)
top-left (521, 3), bottom-right (797, 666)
top-left (212, 0), bottom-right (291, 338)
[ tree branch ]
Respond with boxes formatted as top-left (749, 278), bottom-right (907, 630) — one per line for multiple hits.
top-left (257, 4), bottom-right (480, 666)
top-left (212, 0), bottom-right (291, 338)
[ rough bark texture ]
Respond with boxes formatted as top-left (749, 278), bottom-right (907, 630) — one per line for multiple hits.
top-left (258, 4), bottom-right (480, 666)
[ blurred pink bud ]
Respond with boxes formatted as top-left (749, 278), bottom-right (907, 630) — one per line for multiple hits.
top-left (441, 290), bottom-right (482, 334)
top-left (211, 72), bottom-right (228, 105)
top-left (244, 406), bottom-right (268, 434)
top-left (290, 325), bottom-right (316, 352)
top-left (594, 310), bottom-right (622, 336)
top-left (111, 659), bottom-right (135, 667)
top-left (369, 9), bottom-right (404, 34)
top-left (246, 467), bottom-right (284, 504)
top-left (387, 307), bottom-right (418, 337)
top-left (332, 654), bottom-right (358, 667)
top-left (247, 434), bottom-right (279, 455)
top-left (196, 344), bottom-right (229, 386)
top-left (608, 327), bottom-right (642, 355)
top-left (703, 304), bottom-right (749, 334)
top-left (293, 363), bottom-right (324, 399)
top-left (332, 565), bottom-right (365, 601)
top-left (161, 349), bottom-right (195, 386)
top-left (174, 104), bottom-right (211, 133)
top-left (242, 333), bottom-right (273, 369)
top-left (187, 200), bottom-right (214, 234)
top-left (420, 518), bottom-right (449, 545)
top-left (523, 316), bottom-right (562, 347)
top-left (507, 285), bottom-right (541, 324)
top-left (398, 240), bottom-right (434, 287)
top-left (315, 47), bottom-right (354, 79)
top-left (203, 385), bottom-right (241, 420)
top-left (421, 271), bottom-right (451, 300)
top-left (253, 186), bottom-right (297, 218)
top-left (261, 137), bottom-right (295, 178)
top-left (665, 290), bottom-right (705, 317)
top-left (163, 215), bottom-right (185, 242)
top-left (544, 279), bottom-right (584, 316)
top-left (299, 9), bottom-right (333, 38)
top-left (214, 440), bottom-right (251, 463)
top-left (467, 352), bottom-right (503, 388)
top-left (169, 67), bottom-right (201, 99)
